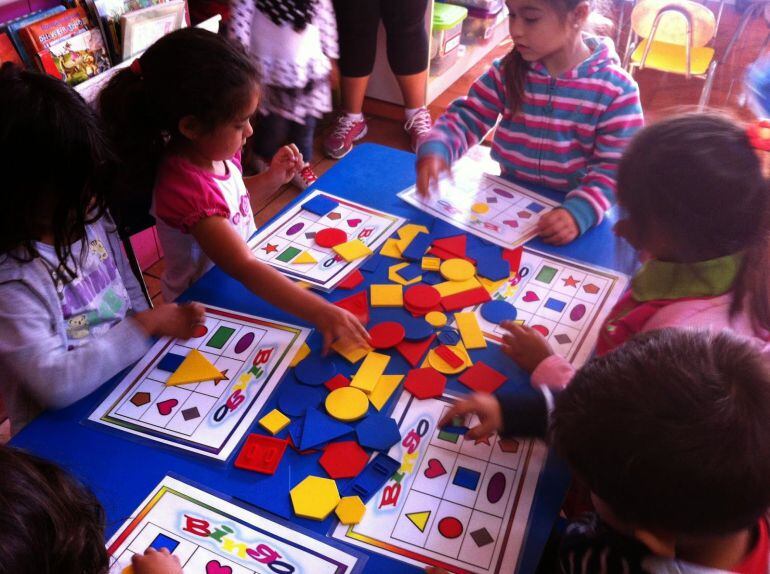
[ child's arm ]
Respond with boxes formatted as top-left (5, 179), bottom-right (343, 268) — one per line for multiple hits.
top-left (191, 216), bottom-right (369, 353)
top-left (242, 144), bottom-right (303, 207)
top-left (226, 0), bottom-right (254, 50)
top-left (416, 60), bottom-right (506, 196)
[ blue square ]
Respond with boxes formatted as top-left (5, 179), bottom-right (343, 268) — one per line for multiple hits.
top-left (398, 264), bottom-right (422, 281)
top-left (544, 297), bottom-right (566, 312)
top-left (527, 202), bottom-right (546, 214)
top-left (453, 467), bottom-right (481, 490)
top-left (157, 353), bottom-right (185, 373)
top-left (149, 533), bottom-right (179, 552)
top-left (402, 233), bottom-right (433, 261)
top-left (302, 195), bottom-right (339, 216)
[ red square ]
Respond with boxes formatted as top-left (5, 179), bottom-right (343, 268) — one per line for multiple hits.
top-left (234, 434), bottom-right (288, 475)
top-left (458, 361), bottom-right (508, 394)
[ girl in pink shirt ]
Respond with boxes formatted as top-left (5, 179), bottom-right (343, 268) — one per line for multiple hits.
top-left (100, 28), bottom-right (368, 353)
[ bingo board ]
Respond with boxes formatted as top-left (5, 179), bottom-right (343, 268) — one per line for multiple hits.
top-left (474, 249), bottom-right (628, 368)
top-left (398, 169), bottom-right (559, 250)
top-left (88, 306), bottom-right (310, 460)
top-left (107, 475), bottom-right (365, 574)
top-left (248, 190), bottom-right (405, 291)
top-left (331, 392), bottom-right (546, 573)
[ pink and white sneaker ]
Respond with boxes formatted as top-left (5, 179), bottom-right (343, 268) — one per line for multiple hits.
top-left (404, 107), bottom-right (433, 152)
top-left (293, 164), bottom-right (318, 189)
top-left (324, 114), bottom-right (368, 159)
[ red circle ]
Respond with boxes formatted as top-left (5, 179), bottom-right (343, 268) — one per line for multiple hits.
top-left (404, 284), bottom-right (441, 310)
top-left (315, 228), bottom-right (348, 248)
top-left (438, 516), bottom-right (464, 539)
top-left (531, 324), bottom-right (549, 336)
top-left (368, 322), bottom-right (406, 349)
top-left (193, 324), bottom-right (208, 338)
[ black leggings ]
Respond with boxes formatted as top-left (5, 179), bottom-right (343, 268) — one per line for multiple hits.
top-left (333, 0), bottom-right (429, 78)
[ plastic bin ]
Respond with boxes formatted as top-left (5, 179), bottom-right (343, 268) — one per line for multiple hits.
top-left (431, 3), bottom-right (468, 76)
top-left (461, 2), bottom-right (506, 46)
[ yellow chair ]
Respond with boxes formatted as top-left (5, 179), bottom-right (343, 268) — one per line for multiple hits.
top-left (624, 0), bottom-right (726, 107)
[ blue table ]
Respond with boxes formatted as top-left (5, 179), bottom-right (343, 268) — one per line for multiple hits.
top-left (11, 144), bottom-right (632, 574)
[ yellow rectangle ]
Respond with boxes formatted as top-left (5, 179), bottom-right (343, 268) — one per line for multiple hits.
top-left (455, 312), bottom-right (487, 349)
top-left (368, 374), bottom-right (404, 411)
top-left (421, 257), bottom-right (441, 271)
top-left (332, 340), bottom-right (371, 363)
top-left (350, 352), bottom-right (391, 394)
top-left (370, 284), bottom-right (403, 307)
top-left (380, 238), bottom-right (404, 259)
top-left (435, 277), bottom-right (481, 298)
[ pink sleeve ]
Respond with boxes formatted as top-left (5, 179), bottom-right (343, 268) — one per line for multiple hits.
top-left (155, 160), bottom-right (230, 233)
top-left (231, 150), bottom-right (243, 174)
top-left (530, 355), bottom-right (576, 390)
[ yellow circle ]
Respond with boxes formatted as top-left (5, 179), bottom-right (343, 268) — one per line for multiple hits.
top-left (428, 346), bottom-right (469, 375)
top-left (440, 258), bottom-right (476, 282)
top-left (425, 311), bottom-right (447, 327)
top-left (325, 387), bottom-right (369, 422)
top-left (471, 202), bottom-right (490, 214)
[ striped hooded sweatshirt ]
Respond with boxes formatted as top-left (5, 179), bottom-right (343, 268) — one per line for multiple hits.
top-left (417, 36), bottom-right (644, 235)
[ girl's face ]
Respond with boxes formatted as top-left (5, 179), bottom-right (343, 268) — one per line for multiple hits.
top-left (506, 0), bottom-right (582, 62)
top-left (192, 87), bottom-right (258, 162)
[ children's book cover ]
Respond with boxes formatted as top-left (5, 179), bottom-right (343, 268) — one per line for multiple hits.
top-left (19, 6), bottom-right (91, 70)
top-left (0, 32), bottom-right (23, 65)
top-left (40, 28), bottom-right (111, 85)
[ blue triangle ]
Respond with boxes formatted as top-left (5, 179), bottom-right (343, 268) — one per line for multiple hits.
top-left (300, 409), bottom-right (353, 450)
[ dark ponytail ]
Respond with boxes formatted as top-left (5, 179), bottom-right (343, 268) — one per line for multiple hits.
top-left (502, 49), bottom-right (529, 116)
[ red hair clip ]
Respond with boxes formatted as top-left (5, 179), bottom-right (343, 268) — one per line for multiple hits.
top-left (747, 119), bottom-right (770, 151)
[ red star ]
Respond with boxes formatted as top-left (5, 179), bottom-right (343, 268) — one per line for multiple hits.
top-left (474, 436), bottom-right (491, 446)
top-left (563, 275), bottom-right (580, 287)
top-left (262, 243), bottom-right (278, 254)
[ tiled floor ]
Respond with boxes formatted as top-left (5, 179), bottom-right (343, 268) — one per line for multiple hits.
top-left (142, 4), bottom-right (769, 305)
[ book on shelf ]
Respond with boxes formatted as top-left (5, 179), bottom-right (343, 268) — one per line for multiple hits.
top-left (19, 7), bottom-right (91, 71)
top-left (0, 32), bottom-right (23, 65)
top-left (120, 0), bottom-right (185, 60)
top-left (2, 6), bottom-right (65, 67)
top-left (39, 27), bottom-right (110, 85)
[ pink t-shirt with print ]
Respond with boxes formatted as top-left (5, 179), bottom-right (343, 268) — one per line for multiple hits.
top-left (153, 153), bottom-right (257, 301)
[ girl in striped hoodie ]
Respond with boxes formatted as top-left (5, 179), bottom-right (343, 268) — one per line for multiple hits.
top-left (416, 0), bottom-right (643, 245)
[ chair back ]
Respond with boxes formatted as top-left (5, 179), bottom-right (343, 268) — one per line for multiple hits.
top-left (631, 0), bottom-right (715, 47)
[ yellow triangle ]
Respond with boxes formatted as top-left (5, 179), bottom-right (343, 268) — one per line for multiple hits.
top-left (292, 251), bottom-right (317, 265)
top-left (166, 349), bottom-right (226, 386)
top-left (406, 510), bottom-right (431, 532)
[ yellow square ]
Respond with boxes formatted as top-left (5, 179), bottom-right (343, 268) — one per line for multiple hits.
top-left (380, 238), bottom-right (403, 259)
top-left (421, 257), bottom-right (441, 271)
top-left (332, 339), bottom-right (371, 363)
top-left (333, 239), bottom-right (372, 262)
top-left (370, 284), bottom-right (403, 307)
top-left (259, 408), bottom-right (290, 435)
top-left (350, 352), bottom-right (390, 394)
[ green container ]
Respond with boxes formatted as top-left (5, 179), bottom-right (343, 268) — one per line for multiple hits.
top-left (431, 2), bottom-right (468, 75)
top-left (433, 2), bottom-right (468, 30)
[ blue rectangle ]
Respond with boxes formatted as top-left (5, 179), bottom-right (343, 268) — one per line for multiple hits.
top-left (399, 264), bottom-right (422, 281)
top-left (402, 233), bottom-right (433, 261)
top-left (157, 353), bottom-right (185, 373)
top-left (527, 202), bottom-right (546, 214)
top-left (453, 467), bottom-right (481, 490)
top-left (150, 533), bottom-right (179, 552)
top-left (544, 298), bottom-right (567, 312)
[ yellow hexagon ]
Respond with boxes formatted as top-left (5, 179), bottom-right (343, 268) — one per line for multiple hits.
top-left (290, 476), bottom-right (340, 520)
top-left (335, 496), bottom-right (366, 525)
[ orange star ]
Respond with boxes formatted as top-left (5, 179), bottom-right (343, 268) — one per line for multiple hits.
top-left (563, 275), bottom-right (580, 287)
top-left (262, 243), bottom-right (278, 254)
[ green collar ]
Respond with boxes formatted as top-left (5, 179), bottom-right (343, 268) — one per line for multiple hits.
top-left (631, 253), bottom-right (743, 302)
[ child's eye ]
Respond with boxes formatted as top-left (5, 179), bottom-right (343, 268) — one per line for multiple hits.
top-left (524, 17), bottom-right (539, 23)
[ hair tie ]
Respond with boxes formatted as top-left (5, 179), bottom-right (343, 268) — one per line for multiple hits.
top-left (747, 120), bottom-right (770, 176)
top-left (129, 58), bottom-right (143, 78)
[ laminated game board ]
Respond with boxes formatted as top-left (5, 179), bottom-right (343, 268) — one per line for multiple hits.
top-left (331, 392), bottom-right (547, 573)
top-left (107, 475), bottom-right (365, 573)
top-left (88, 306), bottom-right (310, 460)
top-left (248, 190), bottom-right (405, 291)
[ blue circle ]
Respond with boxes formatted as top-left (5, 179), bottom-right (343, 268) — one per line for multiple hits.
top-left (437, 328), bottom-right (461, 345)
top-left (402, 317), bottom-right (434, 341)
top-left (480, 300), bottom-right (518, 324)
top-left (294, 354), bottom-right (337, 386)
top-left (277, 382), bottom-right (324, 416)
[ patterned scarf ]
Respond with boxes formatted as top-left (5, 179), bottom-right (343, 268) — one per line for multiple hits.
top-left (255, 0), bottom-right (318, 31)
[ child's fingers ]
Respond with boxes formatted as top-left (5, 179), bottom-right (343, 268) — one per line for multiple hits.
top-left (320, 330), bottom-right (333, 356)
top-left (416, 165), bottom-right (433, 197)
top-left (285, 143), bottom-right (302, 165)
top-left (466, 421), bottom-right (495, 440)
top-left (438, 399), bottom-right (478, 428)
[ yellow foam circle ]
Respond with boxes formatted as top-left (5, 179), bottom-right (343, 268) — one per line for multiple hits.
top-left (440, 258), bottom-right (476, 282)
top-left (325, 386), bottom-right (370, 421)
top-left (425, 311), bottom-right (448, 327)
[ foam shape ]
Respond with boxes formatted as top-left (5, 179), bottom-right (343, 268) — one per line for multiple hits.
top-left (403, 367), bottom-right (447, 400)
top-left (458, 361), bottom-right (507, 393)
top-left (356, 414), bottom-right (401, 451)
top-left (290, 476), bottom-right (340, 520)
top-left (471, 202), bottom-right (490, 214)
top-left (335, 496), bottom-right (366, 525)
top-left (370, 284), bottom-right (403, 307)
top-left (427, 343), bottom-right (471, 375)
top-left (440, 258), bottom-right (476, 282)
top-left (401, 232), bottom-right (434, 261)
top-left (421, 256), bottom-right (441, 271)
top-left (368, 374), bottom-right (404, 411)
top-left (431, 235), bottom-right (467, 259)
top-left (398, 263), bottom-right (423, 281)
top-left (422, 272), bottom-right (443, 285)
top-left (480, 300), bottom-right (518, 324)
top-left (404, 284), bottom-right (441, 310)
top-left (502, 246), bottom-right (523, 274)
top-left (402, 316), bottom-right (433, 341)
top-left (334, 290), bottom-right (369, 325)
top-left (441, 287), bottom-right (491, 312)
top-left (437, 328), bottom-right (461, 346)
top-left (478, 276), bottom-right (508, 294)
top-left (395, 334), bottom-right (436, 368)
top-left (315, 227), bottom-right (347, 248)
top-left (350, 351), bottom-right (390, 393)
top-left (476, 256), bottom-right (510, 281)
top-left (319, 441), bottom-right (369, 479)
top-left (259, 409), bottom-right (291, 435)
top-left (232, 459), bottom-right (293, 519)
top-left (300, 409), bottom-right (353, 450)
top-left (388, 262), bottom-right (422, 286)
top-left (333, 239), bottom-right (373, 262)
top-left (325, 387), bottom-right (369, 422)
top-left (360, 254), bottom-right (383, 273)
top-left (289, 343), bottom-right (311, 367)
top-left (337, 269), bottom-right (364, 289)
top-left (379, 238), bottom-right (404, 259)
top-left (455, 311), bottom-right (487, 349)
top-left (435, 277), bottom-right (481, 298)
top-left (332, 340), bottom-right (371, 363)
top-left (234, 434), bottom-right (288, 475)
top-left (295, 354), bottom-right (337, 386)
top-left (166, 349), bottom-right (226, 386)
top-left (302, 194), bottom-right (339, 215)
top-left (292, 251), bottom-right (318, 265)
top-left (277, 381), bottom-right (324, 416)
top-left (369, 321), bottom-right (406, 349)
top-left (395, 223), bottom-right (430, 252)
top-left (434, 345), bottom-right (464, 368)
top-left (324, 373), bottom-right (351, 391)
top-left (342, 453), bottom-right (401, 503)
top-left (426, 311), bottom-right (447, 327)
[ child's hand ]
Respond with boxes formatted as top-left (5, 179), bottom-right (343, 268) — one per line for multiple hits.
top-left (131, 548), bottom-right (183, 574)
top-left (314, 304), bottom-right (371, 355)
top-left (134, 302), bottom-right (206, 340)
top-left (268, 144), bottom-right (303, 186)
top-left (438, 393), bottom-right (503, 440)
top-left (538, 208), bottom-right (579, 245)
top-left (416, 155), bottom-right (450, 198)
top-left (500, 321), bottom-right (554, 373)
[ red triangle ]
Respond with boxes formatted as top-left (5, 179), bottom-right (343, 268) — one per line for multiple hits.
top-left (333, 290), bottom-right (370, 325)
top-left (431, 235), bottom-right (467, 258)
top-left (338, 269), bottom-right (364, 290)
top-left (502, 247), bottom-right (523, 275)
top-left (395, 334), bottom-right (436, 368)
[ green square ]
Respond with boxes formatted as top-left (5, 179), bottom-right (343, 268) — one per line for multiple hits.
top-left (207, 326), bottom-right (235, 349)
top-left (277, 246), bottom-right (301, 263)
top-left (438, 430), bottom-right (460, 443)
top-left (535, 265), bottom-right (558, 284)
